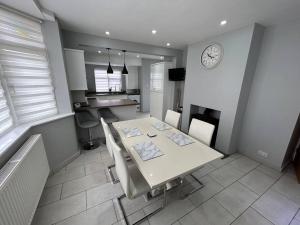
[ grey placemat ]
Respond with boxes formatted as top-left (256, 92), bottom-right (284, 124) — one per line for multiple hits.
top-left (133, 141), bottom-right (164, 161)
top-left (152, 122), bottom-right (172, 131)
top-left (167, 132), bottom-right (194, 146)
top-left (122, 127), bottom-right (143, 138)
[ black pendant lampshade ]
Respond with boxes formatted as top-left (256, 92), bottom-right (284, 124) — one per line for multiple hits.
top-left (122, 50), bottom-right (128, 74)
top-left (106, 48), bottom-right (113, 74)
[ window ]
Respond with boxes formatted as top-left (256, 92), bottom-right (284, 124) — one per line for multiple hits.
top-left (94, 68), bottom-right (122, 92)
top-left (150, 72), bottom-right (163, 92)
top-left (0, 7), bottom-right (58, 134)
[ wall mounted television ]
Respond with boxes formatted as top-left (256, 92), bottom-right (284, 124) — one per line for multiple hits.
top-left (168, 68), bottom-right (186, 81)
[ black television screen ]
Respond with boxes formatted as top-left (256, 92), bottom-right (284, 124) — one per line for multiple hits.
top-left (169, 68), bottom-right (185, 81)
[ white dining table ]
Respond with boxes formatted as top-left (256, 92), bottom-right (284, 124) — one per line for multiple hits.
top-left (113, 117), bottom-right (224, 189)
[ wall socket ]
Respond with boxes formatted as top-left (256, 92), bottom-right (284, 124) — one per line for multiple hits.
top-left (257, 150), bottom-right (268, 158)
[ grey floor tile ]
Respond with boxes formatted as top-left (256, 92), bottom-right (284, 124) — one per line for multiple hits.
top-left (209, 164), bottom-right (244, 187)
top-left (46, 165), bottom-right (85, 187)
top-left (192, 164), bottom-right (216, 179)
top-left (256, 164), bottom-right (282, 179)
top-left (187, 175), bottom-right (223, 207)
top-left (209, 157), bottom-right (235, 169)
top-left (66, 154), bottom-right (86, 170)
top-left (231, 207), bottom-right (273, 225)
top-left (39, 184), bottom-right (62, 207)
top-left (296, 210), bottom-right (300, 220)
top-left (271, 174), bottom-right (300, 206)
top-left (56, 200), bottom-right (117, 225)
top-left (291, 219), bottom-right (300, 225)
top-left (214, 182), bottom-right (258, 217)
top-left (252, 189), bottom-right (299, 225)
top-left (126, 210), bottom-right (149, 225)
top-left (61, 171), bottom-right (107, 198)
top-left (87, 183), bottom-right (123, 208)
top-left (84, 150), bottom-right (102, 164)
top-left (120, 194), bottom-right (159, 216)
top-left (229, 156), bottom-right (259, 174)
top-left (179, 198), bottom-right (235, 225)
top-left (32, 192), bottom-right (86, 225)
top-left (85, 161), bottom-right (107, 175)
top-left (239, 169), bottom-right (276, 195)
top-left (144, 198), bottom-right (195, 225)
top-left (172, 222), bottom-right (181, 225)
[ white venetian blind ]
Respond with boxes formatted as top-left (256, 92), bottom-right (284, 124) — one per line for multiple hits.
top-left (0, 80), bottom-right (13, 135)
top-left (0, 8), bottom-right (58, 124)
top-left (94, 68), bottom-right (122, 92)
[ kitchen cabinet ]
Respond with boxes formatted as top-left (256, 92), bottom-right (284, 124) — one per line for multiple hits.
top-left (64, 48), bottom-right (87, 90)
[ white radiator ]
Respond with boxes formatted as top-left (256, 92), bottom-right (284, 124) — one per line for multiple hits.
top-left (0, 134), bottom-right (49, 225)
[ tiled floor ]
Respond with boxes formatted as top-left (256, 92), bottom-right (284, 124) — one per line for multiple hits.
top-left (32, 146), bottom-right (300, 225)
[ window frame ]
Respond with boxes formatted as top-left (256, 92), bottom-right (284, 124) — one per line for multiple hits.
top-left (94, 68), bottom-right (123, 92)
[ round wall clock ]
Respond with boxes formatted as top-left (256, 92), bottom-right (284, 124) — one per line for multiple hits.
top-left (201, 43), bottom-right (223, 69)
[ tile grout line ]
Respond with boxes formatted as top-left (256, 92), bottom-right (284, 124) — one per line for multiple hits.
top-left (228, 169), bottom-right (287, 225)
top-left (144, 155), bottom-right (249, 224)
top-left (288, 208), bottom-right (300, 225)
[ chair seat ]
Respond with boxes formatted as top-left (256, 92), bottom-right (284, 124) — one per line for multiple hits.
top-left (78, 120), bottom-right (99, 129)
top-left (98, 108), bottom-right (119, 124)
top-left (128, 163), bottom-right (151, 199)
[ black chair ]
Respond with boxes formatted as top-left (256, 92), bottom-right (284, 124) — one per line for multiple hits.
top-left (75, 111), bottom-right (100, 150)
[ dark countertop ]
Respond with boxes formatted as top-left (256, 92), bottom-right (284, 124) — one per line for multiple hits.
top-left (87, 98), bottom-right (139, 108)
top-left (86, 90), bottom-right (140, 97)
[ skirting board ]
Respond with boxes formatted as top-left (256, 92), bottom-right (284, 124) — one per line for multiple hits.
top-left (50, 150), bottom-right (81, 175)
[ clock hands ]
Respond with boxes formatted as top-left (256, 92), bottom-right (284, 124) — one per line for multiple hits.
top-left (208, 53), bottom-right (214, 59)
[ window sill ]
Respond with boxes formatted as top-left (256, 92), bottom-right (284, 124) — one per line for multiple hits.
top-left (0, 112), bottom-right (75, 158)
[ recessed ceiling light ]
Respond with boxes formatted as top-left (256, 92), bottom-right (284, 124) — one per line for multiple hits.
top-left (105, 31), bottom-right (110, 35)
top-left (118, 52), bottom-right (121, 56)
top-left (166, 43), bottom-right (170, 46)
top-left (137, 55), bottom-right (140, 58)
top-left (98, 50), bottom-right (101, 54)
top-left (152, 30), bottom-right (157, 34)
top-left (160, 56), bottom-right (164, 60)
top-left (220, 20), bottom-right (227, 26)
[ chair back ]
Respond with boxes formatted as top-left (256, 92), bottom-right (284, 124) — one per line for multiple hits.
top-left (188, 118), bottom-right (215, 146)
top-left (108, 134), bottom-right (130, 197)
top-left (101, 117), bottom-right (114, 159)
top-left (165, 110), bottom-right (181, 128)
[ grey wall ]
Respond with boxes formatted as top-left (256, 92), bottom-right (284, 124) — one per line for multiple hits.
top-left (182, 24), bottom-right (263, 155)
top-left (62, 30), bottom-right (184, 67)
top-left (41, 20), bottom-right (73, 114)
top-left (31, 116), bottom-right (79, 172)
top-left (139, 59), bottom-right (159, 112)
top-left (238, 19), bottom-right (300, 170)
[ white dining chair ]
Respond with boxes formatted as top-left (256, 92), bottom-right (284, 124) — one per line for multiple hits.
top-left (165, 109), bottom-right (181, 129)
top-left (101, 117), bottom-right (119, 183)
top-left (188, 118), bottom-right (215, 146)
top-left (109, 134), bottom-right (166, 225)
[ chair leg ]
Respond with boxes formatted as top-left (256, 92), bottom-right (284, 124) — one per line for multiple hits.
top-left (107, 164), bottom-right (119, 184)
top-left (107, 157), bottom-right (131, 184)
top-left (117, 185), bottom-right (167, 225)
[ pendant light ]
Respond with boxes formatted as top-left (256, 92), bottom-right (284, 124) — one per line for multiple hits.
top-left (106, 48), bottom-right (113, 74)
top-left (122, 50), bottom-right (128, 74)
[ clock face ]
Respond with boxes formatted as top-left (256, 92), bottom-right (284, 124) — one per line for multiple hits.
top-left (201, 43), bottom-right (223, 69)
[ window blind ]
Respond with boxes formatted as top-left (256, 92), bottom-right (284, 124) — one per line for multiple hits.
top-left (95, 68), bottom-right (122, 92)
top-left (0, 80), bottom-right (13, 135)
top-left (0, 8), bottom-right (58, 124)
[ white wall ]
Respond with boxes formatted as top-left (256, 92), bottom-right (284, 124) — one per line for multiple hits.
top-left (182, 24), bottom-right (264, 155)
top-left (238, 19), bottom-right (300, 170)
top-left (41, 20), bottom-right (73, 114)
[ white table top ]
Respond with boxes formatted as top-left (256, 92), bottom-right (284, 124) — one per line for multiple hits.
top-left (113, 117), bottom-right (223, 189)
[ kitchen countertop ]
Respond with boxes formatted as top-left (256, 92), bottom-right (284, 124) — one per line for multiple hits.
top-left (86, 91), bottom-right (140, 97)
top-left (87, 98), bottom-right (139, 108)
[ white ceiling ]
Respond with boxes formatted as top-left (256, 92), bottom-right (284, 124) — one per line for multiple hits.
top-left (2, 0), bottom-right (300, 49)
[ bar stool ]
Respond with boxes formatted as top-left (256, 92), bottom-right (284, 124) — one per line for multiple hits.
top-left (97, 108), bottom-right (119, 124)
top-left (75, 111), bottom-right (100, 150)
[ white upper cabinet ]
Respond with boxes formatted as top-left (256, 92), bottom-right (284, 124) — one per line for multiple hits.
top-left (64, 48), bottom-right (87, 90)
